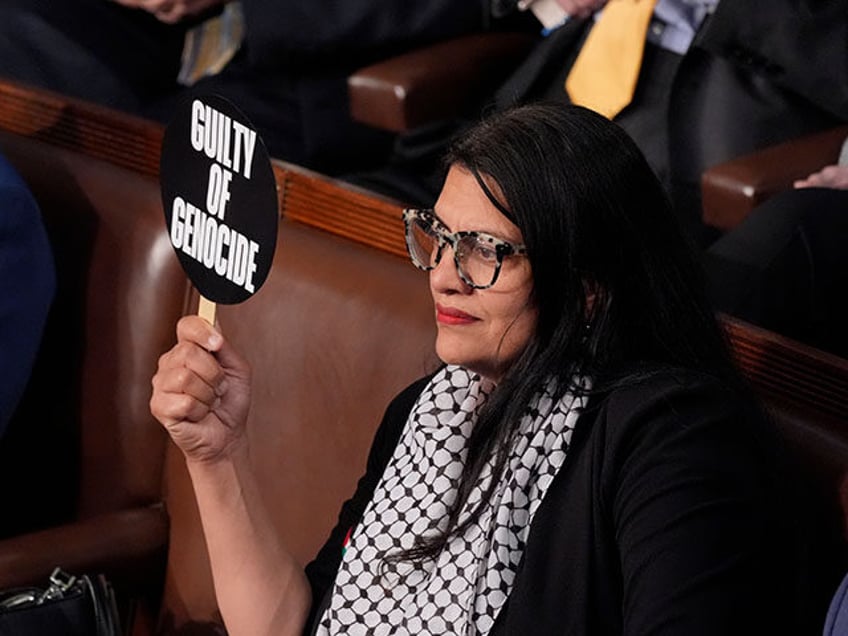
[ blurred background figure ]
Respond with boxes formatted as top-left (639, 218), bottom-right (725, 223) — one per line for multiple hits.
top-left (498, 0), bottom-right (848, 246)
top-left (0, 0), bottom-right (189, 114)
top-left (362, 0), bottom-right (848, 248)
top-left (704, 137), bottom-right (848, 358)
top-left (0, 150), bottom-right (54, 437)
top-left (0, 0), bottom-right (525, 176)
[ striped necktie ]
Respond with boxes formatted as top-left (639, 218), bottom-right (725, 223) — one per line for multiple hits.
top-left (565, 0), bottom-right (658, 119)
top-left (178, 2), bottom-right (245, 86)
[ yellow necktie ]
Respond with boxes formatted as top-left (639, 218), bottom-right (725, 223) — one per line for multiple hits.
top-left (565, 0), bottom-right (657, 119)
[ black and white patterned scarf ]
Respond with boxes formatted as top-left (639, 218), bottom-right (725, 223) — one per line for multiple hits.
top-left (318, 365), bottom-right (586, 635)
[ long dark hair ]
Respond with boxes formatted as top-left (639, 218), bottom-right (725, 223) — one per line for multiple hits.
top-left (391, 101), bottom-right (740, 567)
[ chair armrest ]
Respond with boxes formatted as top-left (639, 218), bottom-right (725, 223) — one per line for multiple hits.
top-left (348, 32), bottom-right (537, 132)
top-left (0, 505), bottom-right (168, 589)
top-left (701, 125), bottom-right (848, 231)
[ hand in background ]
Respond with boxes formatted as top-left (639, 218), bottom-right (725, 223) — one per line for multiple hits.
top-left (554, 0), bottom-right (608, 19)
top-left (111, 0), bottom-right (226, 24)
top-left (794, 164), bottom-right (848, 190)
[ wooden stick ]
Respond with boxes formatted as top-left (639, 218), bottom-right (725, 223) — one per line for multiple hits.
top-left (198, 294), bottom-right (217, 325)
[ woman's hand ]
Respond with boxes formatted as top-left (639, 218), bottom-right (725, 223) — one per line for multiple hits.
top-left (111, 0), bottom-right (226, 24)
top-left (794, 164), bottom-right (848, 190)
top-left (150, 315), bottom-right (252, 464)
top-left (152, 316), bottom-right (312, 636)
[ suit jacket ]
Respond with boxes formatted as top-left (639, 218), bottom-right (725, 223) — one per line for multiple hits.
top-left (495, 0), bottom-right (848, 120)
top-left (240, 0), bottom-right (494, 70)
top-left (695, 0), bottom-right (848, 122)
top-left (0, 0), bottom-right (187, 112)
top-left (186, 0), bottom-right (508, 173)
top-left (490, 0), bottom-right (848, 246)
top-left (666, 0), bottom-right (848, 243)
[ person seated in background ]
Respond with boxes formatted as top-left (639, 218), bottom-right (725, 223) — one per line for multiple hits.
top-left (0, 0), bottom-right (528, 177)
top-left (153, 0), bottom-right (528, 175)
top-left (361, 0), bottom-right (848, 248)
top-left (704, 138), bottom-right (848, 358)
top-left (150, 102), bottom-right (810, 635)
top-left (0, 151), bottom-right (54, 437)
top-left (0, 0), bottom-right (190, 115)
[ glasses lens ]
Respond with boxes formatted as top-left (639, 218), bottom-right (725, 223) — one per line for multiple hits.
top-left (456, 235), bottom-right (498, 288)
top-left (407, 216), bottom-right (440, 269)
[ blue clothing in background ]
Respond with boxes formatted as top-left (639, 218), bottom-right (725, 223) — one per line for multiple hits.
top-left (587, 0), bottom-right (717, 54)
top-left (0, 152), bottom-right (54, 436)
top-left (824, 572), bottom-right (848, 636)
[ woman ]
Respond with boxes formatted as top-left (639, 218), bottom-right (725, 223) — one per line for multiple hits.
top-left (150, 102), bottom-right (793, 635)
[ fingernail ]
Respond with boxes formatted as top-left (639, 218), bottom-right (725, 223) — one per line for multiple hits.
top-left (208, 332), bottom-right (222, 349)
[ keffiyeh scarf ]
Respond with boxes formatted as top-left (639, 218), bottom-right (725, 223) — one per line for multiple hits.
top-left (318, 365), bottom-right (586, 635)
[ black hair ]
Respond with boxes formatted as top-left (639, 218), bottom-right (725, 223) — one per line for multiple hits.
top-left (390, 101), bottom-right (740, 567)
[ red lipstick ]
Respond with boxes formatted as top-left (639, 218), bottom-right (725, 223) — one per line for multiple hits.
top-left (436, 304), bottom-right (478, 325)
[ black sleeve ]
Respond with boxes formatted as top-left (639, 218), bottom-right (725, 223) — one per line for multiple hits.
top-left (242, 0), bottom-right (492, 67)
top-left (302, 374), bottom-right (433, 633)
top-left (605, 375), bottom-right (793, 635)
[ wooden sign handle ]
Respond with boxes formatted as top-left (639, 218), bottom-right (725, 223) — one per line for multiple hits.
top-left (198, 294), bottom-right (217, 325)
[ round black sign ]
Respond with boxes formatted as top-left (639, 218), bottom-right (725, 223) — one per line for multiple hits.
top-left (160, 94), bottom-right (278, 304)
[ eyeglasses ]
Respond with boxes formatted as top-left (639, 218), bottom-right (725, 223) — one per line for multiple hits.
top-left (402, 208), bottom-right (527, 289)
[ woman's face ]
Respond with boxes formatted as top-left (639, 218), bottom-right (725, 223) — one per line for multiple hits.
top-left (429, 166), bottom-right (537, 382)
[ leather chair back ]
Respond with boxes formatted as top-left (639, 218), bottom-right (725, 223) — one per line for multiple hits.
top-left (0, 130), bottom-right (190, 536)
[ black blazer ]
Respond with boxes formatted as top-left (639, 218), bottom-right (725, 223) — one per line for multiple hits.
top-left (240, 0), bottom-right (495, 70)
top-left (494, 0), bottom-right (848, 121)
top-left (305, 367), bottom-right (812, 635)
top-left (696, 0), bottom-right (848, 122)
